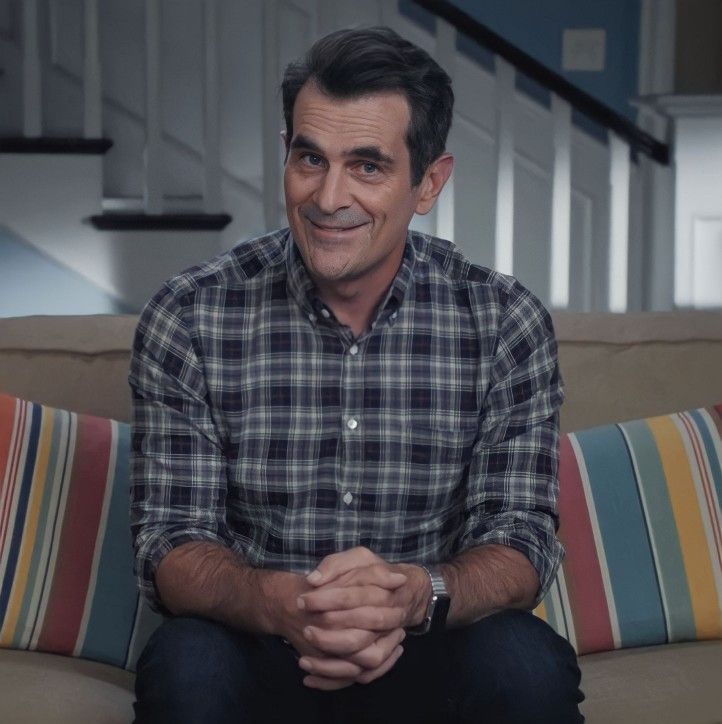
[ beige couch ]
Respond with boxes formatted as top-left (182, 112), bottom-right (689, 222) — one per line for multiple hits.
top-left (0, 311), bottom-right (721, 723)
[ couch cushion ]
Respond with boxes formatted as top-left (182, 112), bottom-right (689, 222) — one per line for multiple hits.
top-left (0, 648), bottom-right (134, 724)
top-left (579, 640), bottom-right (722, 723)
top-left (0, 393), bottom-right (161, 670)
top-left (536, 405), bottom-right (722, 655)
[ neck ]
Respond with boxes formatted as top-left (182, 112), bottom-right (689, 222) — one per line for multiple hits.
top-left (315, 279), bottom-right (387, 338)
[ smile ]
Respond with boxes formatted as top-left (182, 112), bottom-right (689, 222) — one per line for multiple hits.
top-left (308, 220), bottom-right (369, 236)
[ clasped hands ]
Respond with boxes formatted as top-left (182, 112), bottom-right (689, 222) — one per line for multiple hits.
top-left (281, 547), bottom-right (430, 690)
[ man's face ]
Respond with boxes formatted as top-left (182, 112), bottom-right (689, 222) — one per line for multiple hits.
top-left (283, 82), bottom-right (428, 294)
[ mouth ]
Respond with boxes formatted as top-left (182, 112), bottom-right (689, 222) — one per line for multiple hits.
top-left (307, 219), bottom-right (369, 237)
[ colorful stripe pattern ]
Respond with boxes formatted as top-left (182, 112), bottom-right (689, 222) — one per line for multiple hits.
top-left (2, 392), bottom-right (721, 668)
top-left (0, 393), bottom-right (161, 670)
top-left (536, 405), bottom-right (722, 655)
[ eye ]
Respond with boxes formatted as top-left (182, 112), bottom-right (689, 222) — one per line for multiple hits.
top-left (359, 162), bottom-right (380, 175)
top-left (301, 153), bottom-right (324, 167)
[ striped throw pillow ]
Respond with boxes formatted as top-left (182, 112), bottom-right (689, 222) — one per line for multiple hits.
top-left (0, 393), bottom-right (161, 670)
top-left (536, 405), bottom-right (722, 655)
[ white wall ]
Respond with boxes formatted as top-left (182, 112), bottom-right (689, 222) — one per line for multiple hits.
top-left (0, 0), bottom-right (664, 313)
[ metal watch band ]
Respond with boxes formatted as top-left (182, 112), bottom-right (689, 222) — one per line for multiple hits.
top-left (406, 564), bottom-right (450, 635)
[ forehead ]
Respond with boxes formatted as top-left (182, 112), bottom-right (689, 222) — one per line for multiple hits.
top-left (292, 82), bottom-right (411, 153)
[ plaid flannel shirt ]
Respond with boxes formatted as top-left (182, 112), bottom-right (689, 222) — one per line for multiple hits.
top-left (129, 229), bottom-right (564, 610)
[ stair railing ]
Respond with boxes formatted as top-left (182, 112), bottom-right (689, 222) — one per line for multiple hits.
top-left (413, 0), bottom-right (671, 312)
top-left (16, 0), bottom-right (224, 222)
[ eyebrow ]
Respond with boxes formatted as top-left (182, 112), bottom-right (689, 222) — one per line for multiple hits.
top-left (290, 134), bottom-right (395, 166)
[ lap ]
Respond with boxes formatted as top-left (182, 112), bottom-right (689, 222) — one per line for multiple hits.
top-left (133, 617), bottom-right (325, 723)
top-left (134, 611), bottom-right (583, 724)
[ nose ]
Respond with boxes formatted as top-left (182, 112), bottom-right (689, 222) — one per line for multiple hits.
top-left (313, 165), bottom-right (351, 215)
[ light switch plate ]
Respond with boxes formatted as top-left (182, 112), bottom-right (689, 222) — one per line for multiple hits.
top-left (562, 28), bottom-right (606, 71)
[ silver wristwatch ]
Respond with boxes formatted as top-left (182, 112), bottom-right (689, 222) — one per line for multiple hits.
top-left (406, 564), bottom-right (450, 635)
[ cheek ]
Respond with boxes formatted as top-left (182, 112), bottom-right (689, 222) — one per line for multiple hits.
top-left (284, 170), bottom-right (309, 200)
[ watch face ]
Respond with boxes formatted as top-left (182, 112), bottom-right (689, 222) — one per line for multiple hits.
top-left (431, 593), bottom-right (450, 632)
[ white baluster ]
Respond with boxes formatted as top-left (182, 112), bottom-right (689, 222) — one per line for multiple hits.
top-left (608, 133), bottom-right (631, 312)
top-left (434, 19), bottom-right (456, 242)
top-left (203, 0), bottom-right (222, 214)
top-left (262, 0), bottom-right (282, 231)
top-left (22, 0), bottom-right (42, 137)
top-left (83, 0), bottom-right (102, 138)
top-left (493, 56), bottom-right (515, 275)
top-left (144, 0), bottom-right (163, 214)
top-left (550, 95), bottom-right (572, 308)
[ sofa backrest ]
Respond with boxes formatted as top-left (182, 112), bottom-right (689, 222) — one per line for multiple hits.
top-left (553, 312), bottom-right (722, 432)
top-left (1, 312), bottom-right (720, 430)
top-left (0, 315), bottom-right (137, 423)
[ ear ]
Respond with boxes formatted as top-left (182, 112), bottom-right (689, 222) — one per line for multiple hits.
top-left (281, 130), bottom-right (290, 162)
top-left (414, 153), bottom-right (454, 215)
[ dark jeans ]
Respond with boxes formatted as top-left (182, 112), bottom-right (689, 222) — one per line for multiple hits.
top-left (133, 610), bottom-right (584, 723)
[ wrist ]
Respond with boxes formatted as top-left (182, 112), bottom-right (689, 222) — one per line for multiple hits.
top-left (397, 563), bottom-right (433, 627)
top-left (258, 570), bottom-right (306, 636)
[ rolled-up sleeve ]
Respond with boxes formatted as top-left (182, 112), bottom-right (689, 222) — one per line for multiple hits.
top-left (458, 283), bottom-right (564, 603)
top-left (129, 286), bottom-right (230, 611)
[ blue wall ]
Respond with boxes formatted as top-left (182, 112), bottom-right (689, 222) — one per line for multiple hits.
top-left (400, 0), bottom-right (642, 120)
top-left (0, 227), bottom-right (127, 317)
top-left (448, 0), bottom-right (641, 119)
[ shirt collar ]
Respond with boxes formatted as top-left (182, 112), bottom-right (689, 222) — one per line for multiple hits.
top-left (285, 229), bottom-right (418, 326)
top-left (285, 233), bottom-right (318, 316)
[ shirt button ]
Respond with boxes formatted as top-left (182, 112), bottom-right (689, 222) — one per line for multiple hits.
top-left (308, 313), bottom-right (317, 323)
top-left (320, 308), bottom-right (330, 319)
top-left (343, 492), bottom-right (353, 505)
top-left (390, 311), bottom-right (398, 320)
top-left (349, 344), bottom-right (359, 355)
top-left (346, 418), bottom-right (358, 430)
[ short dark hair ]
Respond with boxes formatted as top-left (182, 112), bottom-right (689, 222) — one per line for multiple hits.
top-left (281, 26), bottom-right (454, 187)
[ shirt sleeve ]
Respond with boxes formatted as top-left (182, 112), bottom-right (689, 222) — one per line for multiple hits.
top-left (128, 285), bottom-right (232, 611)
top-left (457, 281), bottom-right (565, 604)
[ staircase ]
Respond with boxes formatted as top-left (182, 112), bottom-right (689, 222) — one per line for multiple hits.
top-left (0, 0), bottom-right (677, 313)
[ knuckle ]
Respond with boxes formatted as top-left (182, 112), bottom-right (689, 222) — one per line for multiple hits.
top-left (356, 648), bottom-right (381, 669)
top-left (368, 648), bottom-right (385, 668)
top-left (356, 546), bottom-right (374, 562)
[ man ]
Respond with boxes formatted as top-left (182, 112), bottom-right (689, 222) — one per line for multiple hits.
top-left (130, 26), bottom-right (583, 723)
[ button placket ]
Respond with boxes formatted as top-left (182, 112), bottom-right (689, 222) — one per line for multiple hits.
top-left (340, 334), bottom-right (363, 540)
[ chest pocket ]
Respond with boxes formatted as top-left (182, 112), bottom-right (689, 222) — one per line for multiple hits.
top-left (400, 420), bottom-right (478, 500)
top-left (405, 424), bottom-right (475, 467)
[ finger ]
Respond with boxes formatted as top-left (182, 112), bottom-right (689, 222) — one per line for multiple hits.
top-left (328, 564), bottom-right (407, 591)
top-left (303, 674), bottom-right (356, 691)
top-left (355, 645), bottom-right (404, 685)
top-left (348, 628), bottom-right (406, 670)
top-left (299, 585), bottom-right (393, 613)
top-left (298, 654), bottom-right (362, 679)
top-left (303, 626), bottom-right (378, 656)
top-left (307, 547), bottom-right (379, 586)
top-left (320, 606), bottom-right (406, 632)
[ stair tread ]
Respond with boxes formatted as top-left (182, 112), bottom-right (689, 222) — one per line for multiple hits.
top-left (0, 137), bottom-right (113, 154)
top-left (90, 212), bottom-right (232, 231)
